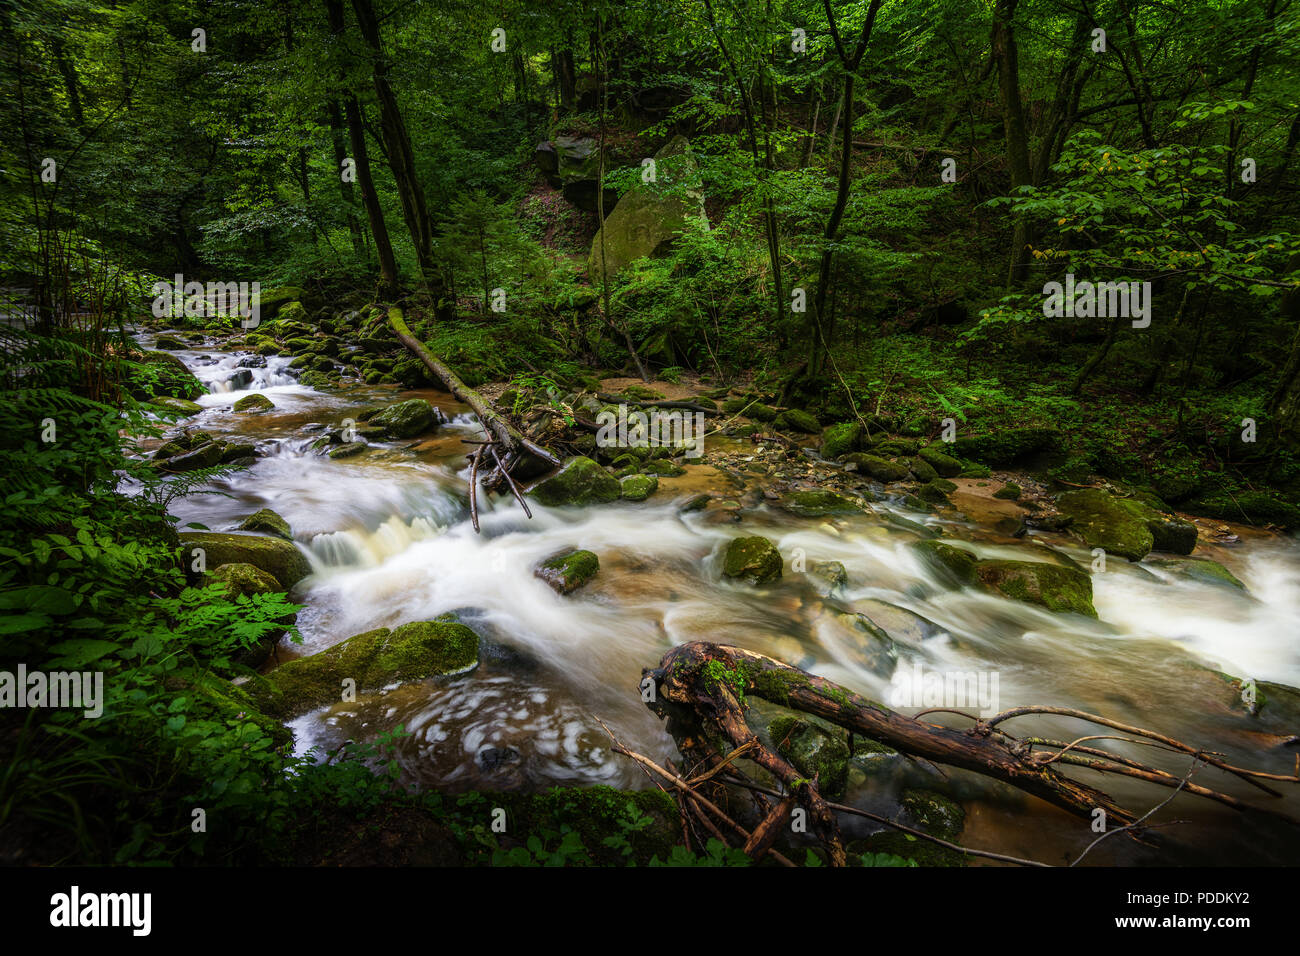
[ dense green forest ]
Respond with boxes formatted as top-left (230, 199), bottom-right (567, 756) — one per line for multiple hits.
top-left (1, 0), bottom-right (1299, 869)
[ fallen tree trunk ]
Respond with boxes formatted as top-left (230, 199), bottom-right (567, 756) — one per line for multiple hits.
top-left (387, 305), bottom-right (560, 524)
top-left (641, 641), bottom-right (1299, 866)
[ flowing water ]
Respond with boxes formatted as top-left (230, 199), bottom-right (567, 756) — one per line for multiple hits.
top-left (132, 331), bottom-right (1300, 865)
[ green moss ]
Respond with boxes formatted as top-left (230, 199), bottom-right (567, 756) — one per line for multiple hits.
top-left (918, 445), bottom-right (963, 477)
top-left (369, 399), bottom-right (438, 438)
top-left (721, 536), bottom-right (782, 585)
top-left (974, 559), bottom-right (1096, 617)
top-left (781, 490), bottom-right (862, 517)
top-left (619, 473), bottom-right (658, 500)
top-left (528, 457), bottom-right (622, 507)
top-left (259, 621), bottom-right (480, 715)
top-left (993, 482), bottom-right (1022, 500)
top-left (951, 427), bottom-right (1062, 466)
top-left (775, 409), bottom-right (820, 433)
top-left (233, 393), bottom-right (274, 413)
top-left (820, 422), bottom-right (863, 459)
top-left (911, 539), bottom-right (979, 585)
top-left (237, 508), bottom-right (292, 540)
top-left (179, 531), bottom-right (312, 587)
top-left (536, 549), bottom-right (600, 594)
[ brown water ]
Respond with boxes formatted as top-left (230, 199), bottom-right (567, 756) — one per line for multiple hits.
top-left (131, 331), bottom-right (1300, 865)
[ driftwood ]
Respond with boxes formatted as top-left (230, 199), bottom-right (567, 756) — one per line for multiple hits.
top-left (637, 641), bottom-right (1300, 867)
top-left (387, 305), bottom-right (559, 528)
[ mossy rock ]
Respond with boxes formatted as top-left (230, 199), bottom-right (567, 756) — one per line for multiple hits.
top-left (328, 441), bottom-right (368, 459)
top-left (905, 457), bottom-right (939, 483)
top-left (179, 531), bottom-right (313, 588)
top-left (873, 438), bottom-right (920, 457)
top-left (256, 621), bottom-right (480, 716)
top-left (150, 395), bottom-right (204, 417)
top-left (587, 135), bottom-right (705, 282)
top-left (722, 535), bottom-right (782, 586)
top-left (826, 612), bottom-right (898, 678)
top-left (528, 457), bottom-right (622, 507)
top-left (188, 673), bottom-right (292, 749)
top-left (974, 559), bottom-right (1096, 617)
top-left (233, 393), bottom-right (274, 413)
top-left (237, 507), bottom-right (292, 540)
top-left (641, 458), bottom-right (686, 477)
top-left (781, 490), bottom-right (862, 518)
top-left (993, 482), bottom-right (1022, 500)
top-left (535, 549), bottom-right (600, 594)
top-left (1147, 556), bottom-right (1246, 590)
top-left (679, 493), bottom-right (711, 513)
top-left (620, 473), bottom-right (658, 501)
top-left (162, 440), bottom-right (224, 472)
top-left (951, 427), bottom-right (1062, 466)
top-left (820, 422), bottom-right (863, 460)
top-left (298, 371), bottom-right (336, 390)
top-left (918, 445), bottom-right (963, 477)
top-left (745, 402), bottom-right (778, 422)
top-left (901, 789), bottom-right (966, 842)
top-left (369, 399), bottom-right (438, 439)
top-left (1056, 488), bottom-right (1196, 560)
top-left (154, 334), bottom-right (188, 350)
top-left (768, 713), bottom-right (850, 799)
top-left (259, 286), bottom-right (307, 319)
top-left (775, 409), bottom-right (820, 433)
top-left (810, 560), bottom-right (848, 592)
top-left (911, 540), bottom-right (979, 586)
top-left (207, 563), bottom-right (292, 667)
top-left (917, 481), bottom-right (952, 505)
top-left (842, 453), bottom-right (911, 483)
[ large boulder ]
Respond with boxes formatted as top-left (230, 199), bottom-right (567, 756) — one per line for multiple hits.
top-left (179, 531), bottom-right (312, 588)
top-left (253, 621), bottom-right (480, 716)
top-left (1055, 488), bottom-right (1196, 561)
top-left (911, 540), bottom-right (1097, 616)
top-left (367, 399), bottom-right (438, 439)
top-left (950, 427), bottom-right (1062, 466)
top-left (780, 490), bottom-right (862, 517)
top-left (527, 456), bottom-right (621, 506)
top-left (587, 135), bottom-right (705, 283)
top-left (974, 559), bottom-right (1096, 617)
top-left (820, 422), bottom-right (863, 460)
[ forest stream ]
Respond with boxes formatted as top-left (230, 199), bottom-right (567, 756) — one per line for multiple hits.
top-left (129, 329), bottom-right (1300, 867)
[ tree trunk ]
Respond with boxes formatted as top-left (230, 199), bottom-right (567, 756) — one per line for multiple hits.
top-left (992, 0), bottom-right (1035, 288)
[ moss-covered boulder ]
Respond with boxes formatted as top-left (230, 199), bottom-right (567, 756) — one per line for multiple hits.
top-left (974, 559), bottom-right (1096, 617)
top-left (1056, 488), bottom-right (1196, 560)
top-left (259, 286), bottom-right (307, 319)
top-left (619, 473), bottom-right (658, 501)
top-left (769, 713), bottom-right (851, 799)
top-left (1147, 556), bottom-right (1247, 590)
top-left (527, 456), bottom-right (622, 506)
top-left (855, 789), bottom-right (968, 866)
top-left (179, 531), bottom-right (312, 588)
top-left (722, 535), bottom-right (782, 586)
top-left (207, 563), bottom-right (292, 667)
top-left (255, 621), bottom-right (480, 716)
top-left (1187, 490), bottom-right (1300, 530)
top-left (911, 540), bottom-right (979, 586)
top-left (843, 453), bottom-right (910, 483)
top-left (535, 549), bottom-right (600, 594)
top-left (825, 612), bottom-right (898, 678)
top-left (150, 395), bottom-right (204, 416)
top-left (163, 440), bottom-right (224, 472)
top-left (905, 457), bottom-right (939, 483)
top-left (233, 393), bottom-right (274, 413)
top-left (237, 508), bottom-right (292, 540)
top-left (918, 445), bottom-right (963, 477)
top-left (328, 441), bottom-right (368, 459)
top-left (781, 490), bottom-right (862, 517)
top-left (587, 135), bottom-right (705, 283)
top-left (367, 399), bottom-right (438, 439)
top-left (810, 560), bottom-right (848, 592)
top-left (820, 422), bottom-right (863, 460)
top-left (917, 481), bottom-right (952, 505)
top-left (641, 458), bottom-right (686, 477)
top-left (775, 408), bottom-right (820, 433)
top-left (951, 427), bottom-right (1062, 466)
